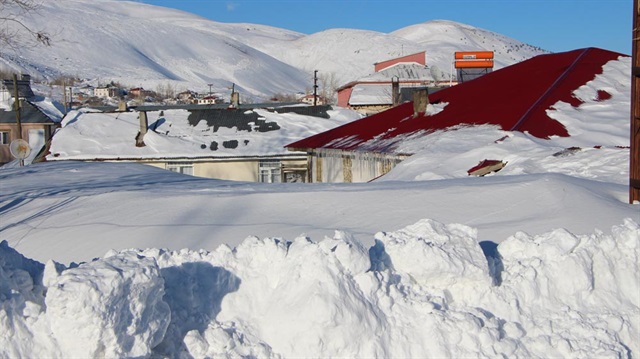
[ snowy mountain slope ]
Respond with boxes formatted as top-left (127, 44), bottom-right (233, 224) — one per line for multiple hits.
top-left (3, 0), bottom-right (310, 97)
top-left (1, 0), bottom-right (549, 99)
top-left (391, 20), bottom-right (548, 71)
top-left (252, 29), bottom-right (426, 84)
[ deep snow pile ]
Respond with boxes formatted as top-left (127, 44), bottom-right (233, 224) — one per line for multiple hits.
top-left (1, 218), bottom-right (638, 358)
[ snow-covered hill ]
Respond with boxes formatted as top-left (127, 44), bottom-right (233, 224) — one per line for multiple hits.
top-left (391, 20), bottom-right (548, 71)
top-left (0, 0), bottom-right (550, 100)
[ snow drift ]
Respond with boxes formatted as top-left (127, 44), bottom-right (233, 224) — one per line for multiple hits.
top-left (1, 218), bottom-right (638, 358)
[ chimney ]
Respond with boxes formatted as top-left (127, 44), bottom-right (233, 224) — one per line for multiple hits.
top-left (391, 76), bottom-right (400, 106)
top-left (413, 88), bottom-right (429, 117)
top-left (117, 100), bottom-right (128, 112)
top-left (231, 91), bottom-right (240, 108)
top-left (135, 111), bottom-right (148, 147)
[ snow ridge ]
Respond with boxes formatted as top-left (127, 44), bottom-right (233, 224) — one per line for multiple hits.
top-left (1, 218), bottom-right (638, 358)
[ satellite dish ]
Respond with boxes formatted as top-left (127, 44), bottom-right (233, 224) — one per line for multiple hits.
top-left (9, 139), bottom-right (31, 160)
top-left (430, 65), bottom-right (446, 82)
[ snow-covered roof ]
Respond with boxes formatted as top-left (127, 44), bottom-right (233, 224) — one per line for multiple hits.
top-left (0, 101), bottom-right (59, 124)
top-left (289, 48), bottom-right (629, 153)
top-left (365, 63), bottom-right (433, 82)
top-left (47, 106), bottom-right (361, 161)
top-left (349, 84), bottom-right (394, 106)
top-left (340, 63), bottom-right (442, 106)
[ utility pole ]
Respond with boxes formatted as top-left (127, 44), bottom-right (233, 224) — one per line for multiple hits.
top-left (208, 83), bottom-right (213, 96)
top-left (62, 79), bottom-right (68, 115)
top-left (313, 70), bottom-right (318, 107)
top-left (68, 86), bottom-right (73, 111)
top-left (631, 0), bottom-right (640, 203)
top-left (12, 74), bottom-right (22, 140)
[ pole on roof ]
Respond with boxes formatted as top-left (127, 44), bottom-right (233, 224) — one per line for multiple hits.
top-left (630, 0), bottom-right (640, 203)
top-left (12, 74), bottom-right (22, 140)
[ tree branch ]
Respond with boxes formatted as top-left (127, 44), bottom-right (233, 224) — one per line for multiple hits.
top-left (0, 0), bottom-right (51, 49)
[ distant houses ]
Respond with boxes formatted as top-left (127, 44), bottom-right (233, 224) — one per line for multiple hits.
top-left (197, 95), bottom-right (224, 105)
top-left (94, 84), bottom-right (125, 99)
top-left (298, 94), bottom-right (329, 106)
top-left (73, 84), bottom-right (232, 108)
top-left (177, 90), bottom-right (198, 103)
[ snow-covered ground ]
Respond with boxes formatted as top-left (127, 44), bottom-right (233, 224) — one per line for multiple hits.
top-left (1, 57), bottom-right (638, 358)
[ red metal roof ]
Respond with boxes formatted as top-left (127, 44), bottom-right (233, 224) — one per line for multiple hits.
top-left (287, 48), bottom-right (627, 153)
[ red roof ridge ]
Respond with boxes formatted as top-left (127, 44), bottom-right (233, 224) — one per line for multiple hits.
top-left (511, 47), bottom-right (593, 135)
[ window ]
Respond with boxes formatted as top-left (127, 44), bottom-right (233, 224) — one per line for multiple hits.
top-left (259, 160), bottom-right (281, 183)
top-left (0, 131), bottom-right (9, 145)
top-left (167, 162), bottom-right (194, 176)
top-left (284, 171), bottom-right (306, 183)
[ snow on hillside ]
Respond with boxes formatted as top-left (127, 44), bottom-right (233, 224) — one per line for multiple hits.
top-left (1, 0), bottom-right (310, 98)
top-left (0, 0), bottom-right (549, 100)
top-left (391, 20), bottom-right (549, 71)
top-left (262, 28), bottom-right (426, 84)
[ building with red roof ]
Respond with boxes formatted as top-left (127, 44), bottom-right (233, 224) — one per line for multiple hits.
top-left (336, 51), bottom-right (451, 115)
top-left (286, 47), bottom-right (627, 183)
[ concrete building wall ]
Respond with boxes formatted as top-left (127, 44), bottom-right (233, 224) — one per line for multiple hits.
top-left (123, 157), bottom-right (309, 183)
top-left (196, 160), bottom-right (257, 181)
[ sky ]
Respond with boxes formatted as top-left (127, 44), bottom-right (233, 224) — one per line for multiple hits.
top-left (1, 54), bottom-right (638, 358)
top-left (132, 0), bottom-right (633, 55)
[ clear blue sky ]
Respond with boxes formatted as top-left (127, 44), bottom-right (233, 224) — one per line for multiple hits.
top-left (134, 0), bottom-right (632, 55)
